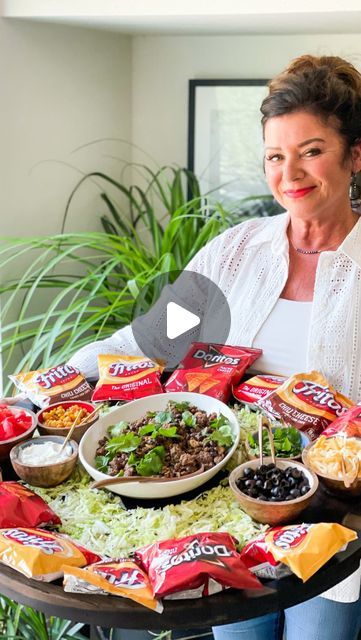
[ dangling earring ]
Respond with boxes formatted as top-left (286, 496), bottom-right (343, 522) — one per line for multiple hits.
top-left (350, 172), bottom-right (361, 202)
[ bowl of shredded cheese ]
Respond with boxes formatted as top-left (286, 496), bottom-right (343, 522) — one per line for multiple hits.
top-left (302, 435), bottom-right (361, 497)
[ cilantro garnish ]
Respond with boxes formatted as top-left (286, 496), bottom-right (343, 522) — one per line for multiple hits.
top-left (182, 410), bottom-right (197, 427)
top-left (128, 446), bottom-right (166, 476)
top-left (106, 432), bottom-right (141, 454)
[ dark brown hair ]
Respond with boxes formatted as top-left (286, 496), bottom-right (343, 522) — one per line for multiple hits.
top-left (261, 55), bottom-right (361, 148)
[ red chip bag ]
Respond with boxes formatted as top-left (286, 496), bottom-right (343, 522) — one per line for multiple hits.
top-left (240, 531), bottom-right (291, 579)
top-left (92, 355), bottom-right (163, 402)
top-left (135, 532), bottom-right (262, 598)
top-left (0, 527), bottom-right (101, 581)
top-left (165, 343), bottom-right (262, 403)
top-left (258, 371), bottom-right (354, 440)
top-left (321, 405), bottom-right (361, 438)
top-left (0, 482), bottom-right (61, 528)
top-left (233, 375), bottom-right (286, 406)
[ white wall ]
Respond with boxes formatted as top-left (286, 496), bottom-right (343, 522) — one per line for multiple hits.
top-left (0, 19), bottom-right (132, 236)
top-left (131, 34), bottom-right (361, 169)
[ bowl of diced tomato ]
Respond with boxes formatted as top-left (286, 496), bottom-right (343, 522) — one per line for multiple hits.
top-left (0, 405), bottom-right (37, 460)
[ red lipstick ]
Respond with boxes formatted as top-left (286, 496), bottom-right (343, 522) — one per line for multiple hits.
top-left (284, 187), bottom-right (316, 198)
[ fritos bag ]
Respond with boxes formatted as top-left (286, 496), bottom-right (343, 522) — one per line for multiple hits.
top-left (0, 482), bottom-right (61, 528)
top-left (92, 354), bottom-right (163, 402)
top-left (233, 374), bottom-right (286, 407)
top-left (165, 343), bottom-right (262, 403)
top-left (63, 558), bottom-right (163, 613)
top-left (9, 364), bottom-right (93, 408)
top-left (135, 532), bottom-right (262, 598)
top-left (0, 527), bottom-right (101, 581)
top-left (264, 523), bottom-right (357, 582)
top-left (321, 405), bottom-right (361, 438)
top-left (257, 371), bottom-right (354, 440)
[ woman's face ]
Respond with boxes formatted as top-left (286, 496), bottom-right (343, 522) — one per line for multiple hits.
top-left (263, 110), bottom-right (361, 220)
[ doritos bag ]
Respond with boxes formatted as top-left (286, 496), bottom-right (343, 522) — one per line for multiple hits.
top-left (135, 532), bottom-right (262, 598)
top-left (63, 558), bottom-right (163, 613)
top-left (10, 364), bottom-right (93, 408)
top-left (257, 371), bottom-right (354, 440)
top-left (165, 343), bottom-right (262, 403)
top-left (0, 527), bottom-right (101, 581)
top-left (0, 482), bottom-right (61, 528)
top-left (92, 355), bottom-right (163, 402)
top-left (321, 405), bottom-right (361, 438)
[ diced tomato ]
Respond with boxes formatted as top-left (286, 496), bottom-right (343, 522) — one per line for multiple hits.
top-left (0, 408), bottom-right (33, 442)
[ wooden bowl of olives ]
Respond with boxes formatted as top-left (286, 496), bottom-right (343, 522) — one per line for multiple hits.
top-left (229, 457), bottom-right (318, 525)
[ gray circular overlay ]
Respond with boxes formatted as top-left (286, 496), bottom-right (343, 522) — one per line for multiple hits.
top-left (131, 270), bottom-right (231, 370)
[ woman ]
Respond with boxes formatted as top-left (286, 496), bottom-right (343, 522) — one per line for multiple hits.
top-left (4, 55), bottom-right (361, 639)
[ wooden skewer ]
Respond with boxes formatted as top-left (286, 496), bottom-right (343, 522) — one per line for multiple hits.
top-left (60, 410), bottom-right (83, 452)
top-left (78, 404), bottom-right (104, 426)
top-left (264, 417), bottom-right (276, 466)
top-left (258, 413), bottom-right (264, 467)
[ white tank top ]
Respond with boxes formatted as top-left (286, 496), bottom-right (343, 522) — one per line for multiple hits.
top-left (251, 298), bottom-right (312, 376)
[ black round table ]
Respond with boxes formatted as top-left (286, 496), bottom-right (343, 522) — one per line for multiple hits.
top-left (0, 477), bottom-right (360, 631)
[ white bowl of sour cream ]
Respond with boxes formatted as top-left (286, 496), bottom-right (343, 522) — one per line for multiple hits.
top-left (10, 435), bottom-right (78, 487)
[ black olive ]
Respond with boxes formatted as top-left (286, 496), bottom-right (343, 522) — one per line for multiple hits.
top-left (291, 469), bottom-right (302, 479)
top-left (301, 485), bottom-right (310, 495)
top-left (266, 463), bottom-right (276, 471)
top-left (287, 476), bottom-right (296, 487)
top-left (253, 474), bottom-right (261, 482)
top-left (249, 489), bottom-right (258, 498)
top-left (243, 467), bottom-right (254, 478)
top-left (244, 479), bottom-right (256, 489)
top-left (257, 494), bottom-right (268, 501)
top-left (259, 465), bottom-right (268, 474)
top-left (255, 479), bottom-right (264, 488)
top-left (290, 488), bottom-right (301, 498)
top-left (285, 494), bottom-right (295, 501)
top-left (270, 496), bottom-right (280, 501)
top-left (263, 480), bottom-right (273, 491)
top-left (271, 475), bottom-right (280, 486)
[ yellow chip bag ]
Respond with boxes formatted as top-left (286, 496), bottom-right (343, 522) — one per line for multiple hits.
top-left (265, 522), bottom-right (357, 582)
top-left (63, 559), bottom-right (163, 613)
top-left (0, 527), bottom-right (101, 581)
top-left (9, 364), bottom-right (93, 408)
top-left (92, 355), bottom-right (164, 402)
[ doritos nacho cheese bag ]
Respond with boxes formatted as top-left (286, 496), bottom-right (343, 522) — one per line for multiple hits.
top-left (63, 559), bottom-right (163, 613)
top-left (265, 523), bottom-right (357, 582)
top-left (92, 354), bottom-right (163, 402)
top-left (135, 532), bottom-right (262, 598)
top-left (321, 405), bottom-right (361, 438)
top-left (0, 527), bottom-right (101, 581)
top-left (257, 371), bottom-right (354, 440)
top-left (9, 364), bottom-right (93, 408)
top-left (165, 343), bottom-right (262, 403)
top-left (0, 482), bottom-right (61, 528)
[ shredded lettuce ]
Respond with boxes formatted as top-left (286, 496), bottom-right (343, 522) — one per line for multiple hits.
top-left (30, 466), bottom-right (265, 557)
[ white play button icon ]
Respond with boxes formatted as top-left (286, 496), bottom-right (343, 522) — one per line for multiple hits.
top-left (166, 302), bottom-right (200, 340)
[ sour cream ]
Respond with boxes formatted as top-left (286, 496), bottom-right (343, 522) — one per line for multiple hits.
top-left (19, 441), bottom-right (72, 466)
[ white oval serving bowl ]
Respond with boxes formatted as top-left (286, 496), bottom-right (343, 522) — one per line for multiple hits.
top-left (79, 392), bottom-right (240, 499)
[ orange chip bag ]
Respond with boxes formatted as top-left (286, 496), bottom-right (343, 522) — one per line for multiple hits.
top-left (165, 343), bottom-right (262, 402)
top-left (9, 364), bottom-right (93, 408)
top-left (265, 522), bottom-right (357, 582)
top-left (63, 558), bottom-right (163, 613)
top-left (92, 355), bottom-right (164, 402)
top-left (0, 527), bottom-right (101, 581)
top-left (258, 371), bottom-right (354, 440)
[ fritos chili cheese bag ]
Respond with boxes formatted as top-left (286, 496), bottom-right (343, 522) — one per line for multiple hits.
top-left (0, 482), bottom-right (61, 528)
top-left (92, 355), bottom-right (163, 402)
top-left (233, 374), bottom-right (286, 407)
top-left (63, 559), bottom-right (163, 613)
top-left (321, 405), bottom-right (361, 438)
top-left (0, 527), bottom-right (101, 581)
top-left (265, 523), bottom-right (357, 582)
top-left (9, 364), bottom-right (93, 408)
top-left (257, 371), bottom-right (354, 440)
top-left (135, 532), bottom-right (262, 598)
top-left (165, 343), bottom-right (262, 403)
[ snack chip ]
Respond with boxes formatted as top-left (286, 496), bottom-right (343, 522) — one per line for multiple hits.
top-left (233, 374), bottom-right (286, 407)
top-left (135, 532), bottom-right (262, 598)
top-left (0, 482), bottom-right (61, 529)
top-left (0, 527), bottom-right (101, 581)
top-left (165, 343), bottom-right (262, 403)
top-left (92, 355), bottom-right (164, 402)
top-left (257, 371), bottom-right (354, 440)
top-left (9, 364), bottom-right (93, 408)
top-left (63, 558), bottom-right (163, 613)
top-left (265, 523), bottom-right (357, 582)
